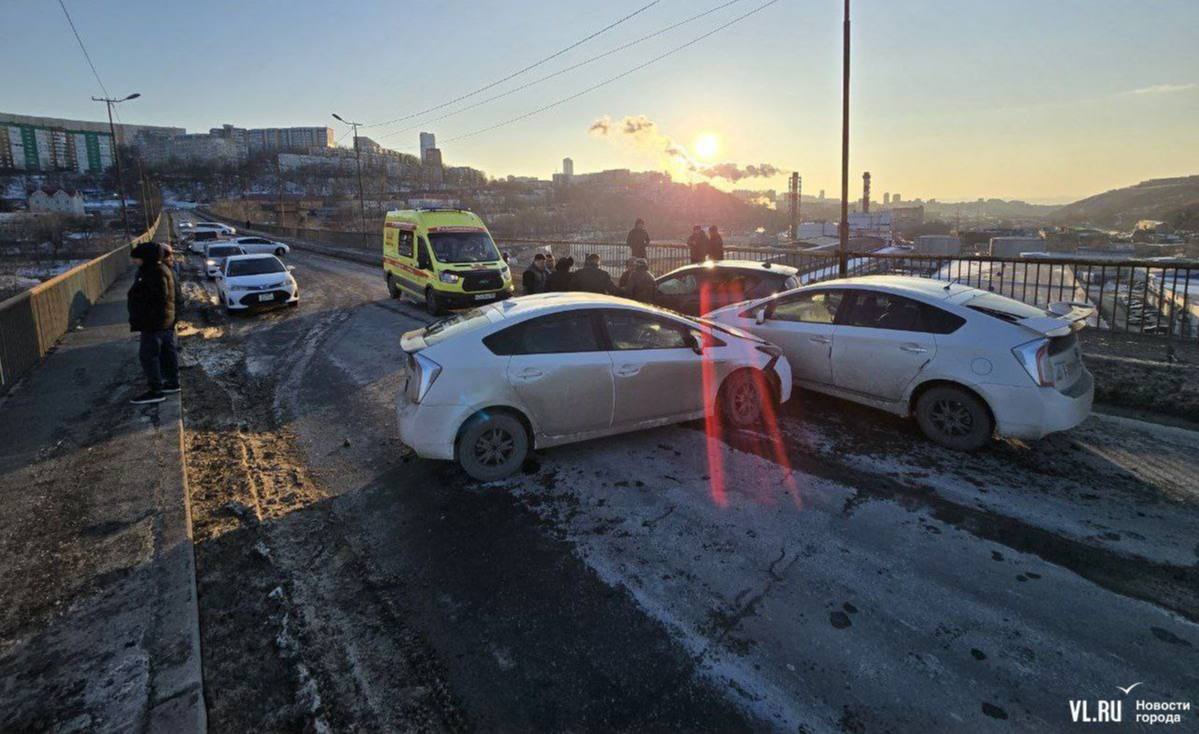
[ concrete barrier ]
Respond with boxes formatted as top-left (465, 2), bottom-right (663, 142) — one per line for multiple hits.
top-left (0, 213), bottom-right (161, 393)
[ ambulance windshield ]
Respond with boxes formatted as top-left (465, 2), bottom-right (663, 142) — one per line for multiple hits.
top-left (429, 232), bottom-right (501, 263)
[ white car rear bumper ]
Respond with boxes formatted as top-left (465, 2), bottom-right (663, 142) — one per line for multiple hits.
top-left (980, 369), bottom-right (1093, 441)
top-left (397, 397), bottom-right (466, 461)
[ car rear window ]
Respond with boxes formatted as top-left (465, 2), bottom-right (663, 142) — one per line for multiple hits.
top-left (208, 246), bottom-right (239, 256)
top-left (964, 292), bottom-right (1050, 323)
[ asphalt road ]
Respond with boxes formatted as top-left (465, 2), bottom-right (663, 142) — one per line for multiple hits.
top-left (176, 218), bottom-right (1199, 731)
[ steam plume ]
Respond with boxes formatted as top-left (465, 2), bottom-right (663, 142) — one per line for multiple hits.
top-left (588, 114), bottom-right (783, 181)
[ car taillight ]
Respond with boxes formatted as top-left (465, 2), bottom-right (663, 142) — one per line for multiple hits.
top-left (1012, 338), bottom-right (1054, 387)
top-left (405, 352), bottom-right (442, 403)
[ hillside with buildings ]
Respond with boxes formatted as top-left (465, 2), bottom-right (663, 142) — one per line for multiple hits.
top-left (1050, 175), bottom-right (1199, 230)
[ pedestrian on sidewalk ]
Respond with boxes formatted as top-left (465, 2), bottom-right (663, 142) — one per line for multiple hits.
top-left (707, 225), bottom-right (724, 261)
top-left (626, 218), bottom-right (650, 259)
top-left (687, 225), bottom-right (709, 264)
top-left (127, 242), bottom-right (179, 405)
top-left (522, 253), bottom-right (549, 294)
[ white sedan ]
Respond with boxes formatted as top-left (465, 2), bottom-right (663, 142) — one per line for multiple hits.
top-left (217, 254), bottom-right (298, 312)
top-left (203, 242), bottom-right (245, 278)
top-left (396, 293), bottom-right (791, 480)
top-left (225, 236), bottom-right (290, 257)
top-left (707, 275), bottom-right (1094, 451)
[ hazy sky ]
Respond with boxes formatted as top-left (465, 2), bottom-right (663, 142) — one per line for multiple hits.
top-left (3, 0), bottom-right (1197, 203)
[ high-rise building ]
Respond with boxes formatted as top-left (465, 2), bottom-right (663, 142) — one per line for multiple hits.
top-left (562, 157), bottom-right (573, 179)
top-left (818, 189), bottom-right (825, 200)
top-left (420, 132), bottom-right (436, 159)
top-left (883, 192), bottom-right (891, 205)
top-left (246, 126), bottom-right (334, 154)
top-left (0, 111), bottom-right (182, 173)
top-left (893, 193), bottom-right (901, 203)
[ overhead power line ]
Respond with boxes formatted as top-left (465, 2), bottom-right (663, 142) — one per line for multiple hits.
top-left (57, 0), bottom-right (110, 99)
top-left (445, 0), bottom-right (780, 143)
top-left (374, 0), bottom-right (745, 142)
top-left (363, 0), bottom-right (661, 129)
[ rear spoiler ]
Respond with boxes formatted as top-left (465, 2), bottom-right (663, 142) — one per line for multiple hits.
top-left (1018, 301), bottom-right (1095, 337)
top-left (400, 328), bottom-right (427, 353)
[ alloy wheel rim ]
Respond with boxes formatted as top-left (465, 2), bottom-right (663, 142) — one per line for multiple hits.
top-left (930, 399), bottom-right (972, 437)
top-left (731, 379), bottom-right (759, 423)
top-left (475, 427), bottom-right (516, 467)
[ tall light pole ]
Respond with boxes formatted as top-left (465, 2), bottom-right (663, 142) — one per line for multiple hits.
top-left (838, 0), bottom-right (850, 276)
top-left (92, 92), bottom-right (140, 242)
top-left (332, 113), bottom-right (368, 237)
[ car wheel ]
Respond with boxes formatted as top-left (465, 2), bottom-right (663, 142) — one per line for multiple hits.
top-left (275, 247), bottom-right (286, 256)
top-left (288, 300), bottom-right (299, 308)
top-left (914, 385), bottom-right (993, 451)
top-left (425, 287), bottom-right (443, 316)
top-left (719, 369), bottom-right (765, 428)
top-left (387, 274), bottom-right (402, 299)
top-left (457, 413), bottom-right (528, 481)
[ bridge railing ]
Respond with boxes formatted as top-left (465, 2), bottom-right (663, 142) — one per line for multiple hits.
top-left (0, 213), bottom-right (162, 393)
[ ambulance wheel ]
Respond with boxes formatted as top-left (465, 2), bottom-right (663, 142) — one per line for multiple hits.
top-left (425, 287), bottom-right (444, 316)
top-left (386, 273), bottom-right (401, 299)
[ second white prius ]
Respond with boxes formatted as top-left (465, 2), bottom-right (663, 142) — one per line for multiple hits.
top-left (396, 293), bottom-right (791, 480)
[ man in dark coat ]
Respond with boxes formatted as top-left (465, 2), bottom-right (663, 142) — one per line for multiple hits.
top-left (545, 256), bottom-right (574, 292)
top-left (707, 225), bottom-right (725, 261)
top-left (624, 258), bottom-right (657, 303)
top-left (522, 253), bottom-right (549, 294)
top-left (127, 241), bottom-right (179, 404)
top-left (626, 218), bottom-right (650, 259)
top-left (573, 254), bottom-right (616, 294)
top-left (687, 226), bottom-right (709, 264)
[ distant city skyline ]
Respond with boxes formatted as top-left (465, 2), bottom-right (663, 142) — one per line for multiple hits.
top-left (2, 0), bottom-right (1196, 204)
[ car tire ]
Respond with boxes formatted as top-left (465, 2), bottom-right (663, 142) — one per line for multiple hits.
top-left (275, 247), bottom-right (286, 257)
top-left (914, 385), bottom-right (993, 451)
top-left (288, 300), bottom-right (299, 308)
top-left (457, 412), bottom-right (529, 481)
top-left (719, 369), bottom-right (766, 428)
top-left (425, 287), bottom-right (444, 316)
top-left (387, 274), bottom-right (402, 299)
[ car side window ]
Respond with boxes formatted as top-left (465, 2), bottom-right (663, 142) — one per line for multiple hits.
top-left (484, 312), bottom-right (602, 355)
top-left (770, 290), bottom-right (843, 324)
top-left (842, 291), bottom-right (963, 333)
top-left (657, 273), bottom-right (697, 296)
top-left (603, 311), bottom-right (690, 350)
top-left (398, 231), bottom-right (414, 258)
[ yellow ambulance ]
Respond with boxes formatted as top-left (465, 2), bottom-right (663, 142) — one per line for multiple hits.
top-left (382, 208), bottom-right (513, 315)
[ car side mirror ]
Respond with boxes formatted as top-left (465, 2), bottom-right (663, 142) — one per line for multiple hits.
top-left (287, 265), bottom-right (296, 272)
top-left (755, 307), bottom-right (767, 325)
top-left (685, 331), bottom-right (704, 355)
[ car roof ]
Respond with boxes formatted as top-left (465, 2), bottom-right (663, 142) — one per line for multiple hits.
top-left (662, 260), bottom-right (799, 278)
top-left (385, 208), bottom-right (485, 228)
top-left (490, 292), bottom-right (694, 322)
top-left (807, 274), bottom-right (979, 301)
top-left (225, 253), bottom-right (278, 262)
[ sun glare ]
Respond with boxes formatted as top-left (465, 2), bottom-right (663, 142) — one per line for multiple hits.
top-left (694, 133), bottom-right (720, 160)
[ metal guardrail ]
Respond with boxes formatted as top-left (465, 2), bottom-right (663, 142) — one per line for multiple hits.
top-left (0, 213), bottom-right (162, 392)
top-left (195, 213), bottom-right (1198, 343)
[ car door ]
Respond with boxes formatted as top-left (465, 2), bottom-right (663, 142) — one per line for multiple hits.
top-left (751, 289), bottom-right (846, 385)
top-left (490, 310), bottom-right (614, 438)
top-left (830, 290), bottom-right (938, 402)
top-left (654, 270), bottom-right (700, 314)
top-left (600, 309), bottom-right (707, 427)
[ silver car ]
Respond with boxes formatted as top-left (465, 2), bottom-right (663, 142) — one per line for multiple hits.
top-left (707, 275), bottom-right (1094, 450)
top-left (396, 293), bottom-right (792, 480)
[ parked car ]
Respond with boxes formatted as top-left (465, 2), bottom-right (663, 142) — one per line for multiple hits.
top-left (654, 260), bottom-right (800, 316)
top-left (707, 275), bottom-right (1094, 451)
top-left (186, 230), bottom-right (222, 253)
top-left (225, 236), bottom-right (290, 257)
top-left (396, 293), bottom-right (791, 480)
top-left (217, 254), bottom-right (298, 312)
top-left (204, 242), bottom-right (246, 279)
top-left (192, 221), bottom-right (236, 236)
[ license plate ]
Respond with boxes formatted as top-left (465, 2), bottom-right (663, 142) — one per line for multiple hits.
top-left (474, 293), bottom-right (496, 301)
top-left (257, 293), bottom-right (274, 302)
top-left (1055, 359), bottom-right (1081, 383)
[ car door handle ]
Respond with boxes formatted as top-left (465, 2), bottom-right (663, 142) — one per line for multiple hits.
top-left (899, 344), bottom-right (927, 353)
top-left (613, 364), bottom-right (641, 377)
top-left (516, 368), bottom-right (544, 380)
top-left (808, 336), bottom-right (831, 344)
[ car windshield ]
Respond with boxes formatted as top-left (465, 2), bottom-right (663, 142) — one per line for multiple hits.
top-left (208, 247), bottom-right (239, 257)
top-left (964, 292), bottom-right (1050, 322)
top-left (429, 232), bottom-right (501, 263)
top-left (227, 258), bottom-right (285, 277)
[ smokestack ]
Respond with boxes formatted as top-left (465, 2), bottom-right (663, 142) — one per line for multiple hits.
top-left (788, 172), bottom-right (799, 241)
top-left (862, 171), bottom-right (871, 214)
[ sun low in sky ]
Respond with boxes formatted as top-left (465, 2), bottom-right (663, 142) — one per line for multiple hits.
top-left (694, 133), bottom-right (720, 161)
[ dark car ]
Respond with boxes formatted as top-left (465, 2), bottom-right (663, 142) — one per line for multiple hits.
top-left (654, 260), bottom-right (801, 315)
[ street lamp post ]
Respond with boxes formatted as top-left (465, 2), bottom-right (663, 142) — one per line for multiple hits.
top-left (92, 93), bottom-right (140, 243)
top-left (838, 0), bottom-right (850, 277)
top-left (332, 113), bottom-right (368, 239)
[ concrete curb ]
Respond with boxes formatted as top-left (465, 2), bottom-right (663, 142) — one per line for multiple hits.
top-left (145, 394), bottom-right (207, 732)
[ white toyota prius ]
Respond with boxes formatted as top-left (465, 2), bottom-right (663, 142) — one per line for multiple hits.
top-left (707, 275), bottom-right (1094, 451)
top-left (396, 293), bottom-right (792, 480)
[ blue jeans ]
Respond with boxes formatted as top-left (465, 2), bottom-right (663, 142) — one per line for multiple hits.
top-left (139, 329), bottom-right (178, 392)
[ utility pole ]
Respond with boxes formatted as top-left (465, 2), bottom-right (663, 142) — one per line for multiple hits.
top-left (92, 92), bottom-right (140, 242)
top-left (838, 0), bottom-right (851, 276)
top-left (332, 113), bottom-right (368, 238)
top-left (136, 157), bottom-right (151, 231)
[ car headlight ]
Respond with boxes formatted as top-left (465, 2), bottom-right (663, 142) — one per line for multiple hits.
top-left (439, 272), bottom-right (460, 284)
top-left (205, 259), bottom-right (215, 266)
top-left (229, 284), bottom-right (251, 292)
top-left (500, 264), bottom-right (510, 278)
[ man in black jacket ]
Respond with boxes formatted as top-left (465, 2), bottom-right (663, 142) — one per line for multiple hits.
top-left (573, 254), bottom-right (616, 294)
top-left (522, 253), bottom-right (549, 294)
top-left (687, 226), bottom-right (709, 264)
top-left (707, 225), bottom-right (725, 261)
top-left (127, 241), bottom-right (179, 404)
top-left (626, 218), bottom-right (650, 259)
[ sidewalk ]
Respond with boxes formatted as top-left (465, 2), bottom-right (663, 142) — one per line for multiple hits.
top-left (0, 269), bottom-right (204, 732)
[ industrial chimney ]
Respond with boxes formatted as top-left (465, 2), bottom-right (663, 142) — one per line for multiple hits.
top-left (862, 171), bottom-right (871, 213)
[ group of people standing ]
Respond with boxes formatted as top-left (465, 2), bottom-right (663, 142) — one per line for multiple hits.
top-left (521, 251), bottom-right (656, 303)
